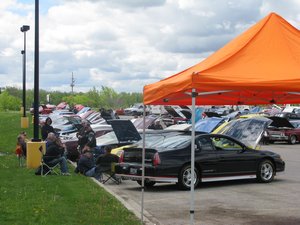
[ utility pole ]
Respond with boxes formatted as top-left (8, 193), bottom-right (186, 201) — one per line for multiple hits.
top-left (70, 72), bottom-right (75, 94)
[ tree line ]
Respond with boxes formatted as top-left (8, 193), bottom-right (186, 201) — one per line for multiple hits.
top-left (0, 86), bottom-right (143, 111)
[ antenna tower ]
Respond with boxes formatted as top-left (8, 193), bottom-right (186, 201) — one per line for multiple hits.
top-left (70, 72), bottom-right (75, 94)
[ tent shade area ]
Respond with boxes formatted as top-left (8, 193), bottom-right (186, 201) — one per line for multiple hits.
top-left (140, 12), bottom-right (300, 225)
top-left (143, 12), bottom-right (300, 106)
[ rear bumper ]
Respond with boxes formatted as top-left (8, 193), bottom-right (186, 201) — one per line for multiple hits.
top-left (115, 163), bottom-right (178, 183)
top-left (117, 174), bottom-right (178, 183)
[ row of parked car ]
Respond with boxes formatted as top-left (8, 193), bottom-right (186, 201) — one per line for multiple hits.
top-left (38, 103), bottom-right (300, 189)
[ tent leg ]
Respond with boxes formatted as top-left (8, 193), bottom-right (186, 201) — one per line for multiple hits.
top-left (141, 105), bottom-right (146, 224)
top-left (190, 88), bottom-right (196, 225)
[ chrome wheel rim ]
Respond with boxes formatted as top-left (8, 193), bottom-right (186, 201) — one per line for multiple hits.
top-left (261, 163), bottom-right (273, 181)
top-left (183, 168), bottom-right (197, 187)
top-left (291, 136), bottom-right (296, 144)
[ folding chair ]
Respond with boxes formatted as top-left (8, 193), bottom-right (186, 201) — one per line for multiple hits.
top-left (40, 157), bottom-right (60, 176)
top-left (38, 147), bottom-right (60, 177)
top-left (98, 162), bottom-right (121, 184)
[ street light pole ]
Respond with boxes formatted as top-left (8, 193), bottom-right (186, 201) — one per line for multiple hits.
top-left (21, 25), bottom-right (30, 117)
top-left (20, 25), bottom-right (30, 128)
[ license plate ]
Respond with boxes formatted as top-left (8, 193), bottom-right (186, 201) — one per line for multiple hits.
top-left (130, 168), bottom-right (137, 174)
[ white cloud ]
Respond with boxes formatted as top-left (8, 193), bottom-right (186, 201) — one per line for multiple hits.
top-left (1, 0), bottom-right (300, 93)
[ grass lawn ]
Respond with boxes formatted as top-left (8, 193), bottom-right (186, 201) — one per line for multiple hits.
top-left (0, 112), bottom-right (140, 225)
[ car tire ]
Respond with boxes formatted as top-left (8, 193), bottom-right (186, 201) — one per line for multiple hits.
top-left (137, 180), bottom-right (156, 187)
top-left (289, 135), bottom-right (297, 145)
top-left (178, 164), bottom-right (200, 190)
top-left (256, 160), bottom-right (275, 183)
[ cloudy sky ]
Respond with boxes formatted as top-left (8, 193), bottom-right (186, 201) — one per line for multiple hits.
top-left (1, 0), bottom-right (300, 93)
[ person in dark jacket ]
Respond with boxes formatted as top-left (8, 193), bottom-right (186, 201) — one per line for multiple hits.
top-left (44, 133), bottom-right (70, 175)
top-left (77, 120), bottom-right (96, 153)
top-left (75, 148), bottom-right (101, 180)
top-left (41, 117), bottom-right (55, 140)
top-left (96, 146), bottom-right (119, 181)
top-left (96, 145), bottom-right (119, 165)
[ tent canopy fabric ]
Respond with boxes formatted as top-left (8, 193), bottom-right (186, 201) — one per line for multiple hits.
top-left (143, 13), bottom-right (300, 105)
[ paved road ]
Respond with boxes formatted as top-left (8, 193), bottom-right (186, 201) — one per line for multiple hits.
top-left (102, 143), bottom-right (300, 225)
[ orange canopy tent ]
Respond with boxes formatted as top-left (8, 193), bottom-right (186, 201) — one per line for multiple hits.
top-left (140, 13), bottom-right (300, 225)
top-left (143, 12), bottom-right (300, 106)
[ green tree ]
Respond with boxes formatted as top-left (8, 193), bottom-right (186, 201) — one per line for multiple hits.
top-left (3, 85), bottom-right (143, 111)
top-left (0, 91), bottom-right (22, 111)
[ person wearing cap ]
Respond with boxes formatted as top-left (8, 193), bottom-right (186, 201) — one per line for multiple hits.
top-left (41, 117), bottom-right (55, 140)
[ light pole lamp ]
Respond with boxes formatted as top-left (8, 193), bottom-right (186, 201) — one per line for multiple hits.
top-left (21, 25), bottom-right (30, 117)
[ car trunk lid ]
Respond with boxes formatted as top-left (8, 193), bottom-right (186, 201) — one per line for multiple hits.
top-left (108, 119), bottom-right (141, 143)
top-left (122, 148), bottom-right (157, 164)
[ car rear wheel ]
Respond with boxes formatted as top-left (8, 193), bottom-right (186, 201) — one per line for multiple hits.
top-left (257, 160), bottom-right (274, 183)
top-left (178, 164), bottom-right (200, 190)
top-left (137, 180), bottom-right (156, 187)
top-left (289, 135), bottom-right (297, 145)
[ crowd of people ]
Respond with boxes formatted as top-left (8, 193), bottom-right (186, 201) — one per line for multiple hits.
top-left (16, 116), bottom-right (119, 181)
top-left (74, 119), bottom-right (119, 181)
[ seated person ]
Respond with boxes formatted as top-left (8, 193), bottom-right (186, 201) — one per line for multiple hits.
top-left (74, 148), bottom-right (101, 180)
top-left (96, 146), bottom-right (119, 180)
top-left (96, 145), bottom-right (119, 165)
top-left (44, 133), bottom-right (70, 175)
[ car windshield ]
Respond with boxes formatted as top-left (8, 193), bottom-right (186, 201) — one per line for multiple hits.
top-left (217, 118), bottom-right (270, 148)
top-left (150, 135), bottom-right (191, 149)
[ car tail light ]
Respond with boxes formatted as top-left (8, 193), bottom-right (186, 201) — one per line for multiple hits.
top-left (153, 152), bottom-right (161, 166)
top-left (119, 151), bottom-right (124, 163)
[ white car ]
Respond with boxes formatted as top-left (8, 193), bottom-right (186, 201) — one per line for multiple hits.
top-left (124, 103), bottom-right (150, 116)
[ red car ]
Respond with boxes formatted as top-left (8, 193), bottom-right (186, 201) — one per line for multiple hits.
top-left (267, 117), bottom-right (300, 144)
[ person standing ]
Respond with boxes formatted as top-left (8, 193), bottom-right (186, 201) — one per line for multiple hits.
top-left (41, 117), bottom-right (55, 140)
top-left (77, 120), bottom-right (96, 153)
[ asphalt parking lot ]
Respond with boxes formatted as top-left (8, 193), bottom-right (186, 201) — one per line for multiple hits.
top-left (102, 143), bottom-right (300, 225)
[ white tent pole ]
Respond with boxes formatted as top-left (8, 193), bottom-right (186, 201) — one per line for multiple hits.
top-left (141, 105), bottom-right (146, 224)
top-left (190, 88), bottom-right (196, 225)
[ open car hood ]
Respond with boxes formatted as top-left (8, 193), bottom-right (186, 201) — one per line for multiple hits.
top-left (215, 117), bottom-right (272, 149)
top-left (108, 119), bottom-right (141, 143)
top-left (268, 116), bottom-right (294, 128)
top-left (180, 109), bottom-right (192, 120)
top-left (195, 117), bottom-right (225, 133)
top-left (204, 111), bottom-right (221, 118)
top-left (132, 115), bottom-right (158, 129)
top-left (164, 106), bottom-right (182, 118)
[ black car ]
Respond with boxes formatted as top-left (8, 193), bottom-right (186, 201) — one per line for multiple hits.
top-left (116, 133), bottom-right (285, 190)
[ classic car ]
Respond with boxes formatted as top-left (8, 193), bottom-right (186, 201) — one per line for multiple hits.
top-left (267, 117), bottom-right (300, 144)
top-left (124, 103), bottom-right (150, 116)
top-left (274, 112), bottom-right (300, 120)
top-left (116, 132), bottom-right (285, 190)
